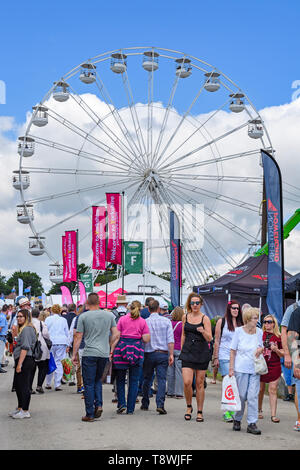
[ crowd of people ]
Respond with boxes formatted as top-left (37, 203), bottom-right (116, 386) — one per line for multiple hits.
top-left (1, 291), bottom-right (300, 435)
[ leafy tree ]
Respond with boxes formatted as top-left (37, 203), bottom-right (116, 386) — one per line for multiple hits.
top-left (0, 272), bottom-right (8, 295)
top-left (6, 271), bottom-right (44, 297)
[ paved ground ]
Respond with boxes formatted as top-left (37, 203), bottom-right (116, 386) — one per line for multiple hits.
top-left (0, 358), bottom-right (299, 451)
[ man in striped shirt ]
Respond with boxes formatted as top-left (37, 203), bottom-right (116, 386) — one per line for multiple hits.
top-left (141, 300), bottom-right (174, 415)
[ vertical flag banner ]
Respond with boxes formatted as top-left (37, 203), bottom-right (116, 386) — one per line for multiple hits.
top-left (92, 206), bottom-right (106, 270)
top-left (78, 281), bottom-right (87, 305)
top-left (170, 210), bottom-right (181, 308)
top-left (60, 286), bottom-right (73, 305)
top-left (261, 149), bottom-right (284, 324)
top-left (62, 235), bottom-right (68, 282)
top-left (65, 231), bottom-right (77, 282)
top-left (80, 273), bottom-right (93, 293)
top-left (18, 278), bottom-right (23, 297)
top-left (42, 293), bottom-right (47, 306)
top-left (106, 193), bottom-right (122, 265)
top-left (124, 241), bottom-right (143, 273)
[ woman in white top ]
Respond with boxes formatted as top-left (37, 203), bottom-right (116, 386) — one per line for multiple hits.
top-left (45, 304), bottom-right (70, 391)
top-left (213, 300), bottom-right (243, 422)
top-left (229, 307), bottom-right (264, 435)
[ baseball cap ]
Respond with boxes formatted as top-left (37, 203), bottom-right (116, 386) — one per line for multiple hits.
top-left (159, 300), bottom-right (168, 310)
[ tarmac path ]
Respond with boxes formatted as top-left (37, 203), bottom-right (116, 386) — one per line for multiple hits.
top-left (0, 357), bottom-right (299, 451)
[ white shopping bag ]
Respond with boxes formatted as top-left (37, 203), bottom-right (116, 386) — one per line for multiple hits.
top-left (221, 375), bottom-right (241, 412)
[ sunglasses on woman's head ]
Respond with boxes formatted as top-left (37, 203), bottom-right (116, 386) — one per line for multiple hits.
top-left (190, 301), bottom-right (200, 306)
top-left (263, 320), bottom-right (274, 324)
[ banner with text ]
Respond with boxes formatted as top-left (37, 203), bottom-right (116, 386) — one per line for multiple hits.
top-left (65, 231), bottom-right (77, 282)
top-left (170, 210), bottom-right (181, 308)
top-left (124, 241), bottom-right (143, 273)
top-left (106, 193), bottom-right (122, 265)
top-left (92, 206), bottom-right (106, 270)
top-left (261, 149), bottom-right (284, 324)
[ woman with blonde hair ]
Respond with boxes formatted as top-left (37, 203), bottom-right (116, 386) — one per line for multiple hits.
top-left (180, 293), bottom-right (212, 422)
top-left (10, 309), bottom-right (37, 419)
top-left (111, 300), bottom-right (150, 414)
top-left (229, 307), bottom-right (264, 434)
top-left (167, 307), bottom-right (184, 398)
top-left (258, 314), bottom-right (284, 423)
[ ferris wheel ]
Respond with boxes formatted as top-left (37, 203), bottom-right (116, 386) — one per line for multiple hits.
top-left (14, 46), bottom-right (274, 288)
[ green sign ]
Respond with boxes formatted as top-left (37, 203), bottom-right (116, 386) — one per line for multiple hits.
top-left (124, 241), bottom-right (143, 274)
top-left (80, 273), bottom-right (93, 293)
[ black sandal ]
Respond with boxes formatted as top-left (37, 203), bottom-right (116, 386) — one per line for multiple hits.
top-left (184, 405), bottom-right (193, 421)
top-left (196, 410), bottom-right (204, 422)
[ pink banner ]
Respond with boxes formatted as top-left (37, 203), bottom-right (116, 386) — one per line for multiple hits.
top-left (92, 206), bottom-right (106, 270)
top-left (106, 193), bottom-right (122, 265)
top-left (62, 236), bottom-right (68, 282)
top-left (78, 281), bottom-right (87, 305)
top-left (61, 286), bottom-right (73, 305)
top-left (65, 231), bottom-right (77, 282)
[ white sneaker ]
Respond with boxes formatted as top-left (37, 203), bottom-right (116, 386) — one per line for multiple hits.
top-left (8, 409), bottom-right (20, 417)
top-left (12, 410), bottom-right (31, 419)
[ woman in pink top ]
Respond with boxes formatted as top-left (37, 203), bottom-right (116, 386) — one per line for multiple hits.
top-left (111, 301), bottom-right (150, 414)
top-left (167, 307), bottom-right (184, 398)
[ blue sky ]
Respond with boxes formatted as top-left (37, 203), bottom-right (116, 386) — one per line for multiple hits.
top-left (1, 0), bottom-right (300, 124)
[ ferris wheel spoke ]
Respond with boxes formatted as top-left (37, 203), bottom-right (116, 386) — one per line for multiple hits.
top-left (146, 68), bottom-right (155, 168)
top-left (152, 81), bottom-right (209, 169)
top-left (160, 149), bottom-right (261, 174)
top-left (47, 106), bottom-right (140, 171)
top-left (27, 134), bottom-right (130, 172)
top-left (151, 75), bottom-right (180, 168)
top-left (24, 177), bottom-right (139, 205)
top-left (37, 179), bottom-right (140, 236)
top-left (120, 75), bottom-right (148, 168)
top-left (165, 185), bottom-right (237, 267)
top-left (158, 121), bottom-right (250, 172)
top-left (164, 174), bottom-right (262, 183)
top-left (161, 177), bottom-right (259, 212)
top-left (155, 95), bottom-right (231, 170)
top-left (166, 181), bottom-right (258, 242)
top-left (21, 166), bottom-right (135, 177)
top-left (93, 71), bottom-right (144, 161)
top-left (68, 88), bottom-right (140, 164)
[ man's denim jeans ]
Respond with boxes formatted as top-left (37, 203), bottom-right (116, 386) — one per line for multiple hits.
top-left (82, 356), bottom-right (108, 418)
top-left (142, 352), bottom-right (168, 409)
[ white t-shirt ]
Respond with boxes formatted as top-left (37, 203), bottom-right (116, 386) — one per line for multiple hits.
top-left (230, 326), bottom-right (263, 374)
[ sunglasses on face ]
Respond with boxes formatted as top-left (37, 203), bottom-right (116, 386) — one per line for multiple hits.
top-left (263, 320), bottom-right (274, 324)
top-left (190, 301), bottom-right (201, 306)
top-left (231, 307), bottom-right (239, 310)
top-left (16, 315), bottom-right (24, 319)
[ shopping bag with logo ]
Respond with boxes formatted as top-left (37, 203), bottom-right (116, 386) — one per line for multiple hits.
top-left (61, 358), bottom-right (74, 381)
top-left (221, 375), bottom-right (241, 412)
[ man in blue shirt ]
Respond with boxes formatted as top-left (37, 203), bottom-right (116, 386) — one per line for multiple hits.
top-left (140, 297), bottom-right (154, 319)
top-left (0, 306), bottom-right (8, 373)
top-left (141, 299), bottom-right (174, 414)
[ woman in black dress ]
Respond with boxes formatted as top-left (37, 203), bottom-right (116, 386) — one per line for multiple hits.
top-left (180, 293), bottom-right (212, 422)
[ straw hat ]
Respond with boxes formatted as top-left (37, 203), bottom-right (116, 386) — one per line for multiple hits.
top-left (116, 295), bottom-right (128, 304)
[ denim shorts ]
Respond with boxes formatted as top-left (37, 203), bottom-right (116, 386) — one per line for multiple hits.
top-left (219, 359), bottom-right (230, 377)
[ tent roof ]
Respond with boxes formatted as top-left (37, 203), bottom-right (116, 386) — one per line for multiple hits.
top-left (194, 255), bottom-right (291, 296)
top-left (285, 272), bottom-right (300, 293)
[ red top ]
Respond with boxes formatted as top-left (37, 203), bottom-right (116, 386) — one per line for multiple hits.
top-left (260, 331), bottom-right (282, 383)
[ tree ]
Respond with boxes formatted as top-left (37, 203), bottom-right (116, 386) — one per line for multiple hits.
top-left (6, 271), bottom-right (44, 297)
top-left (0, 272), bottom-right (8, 295)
